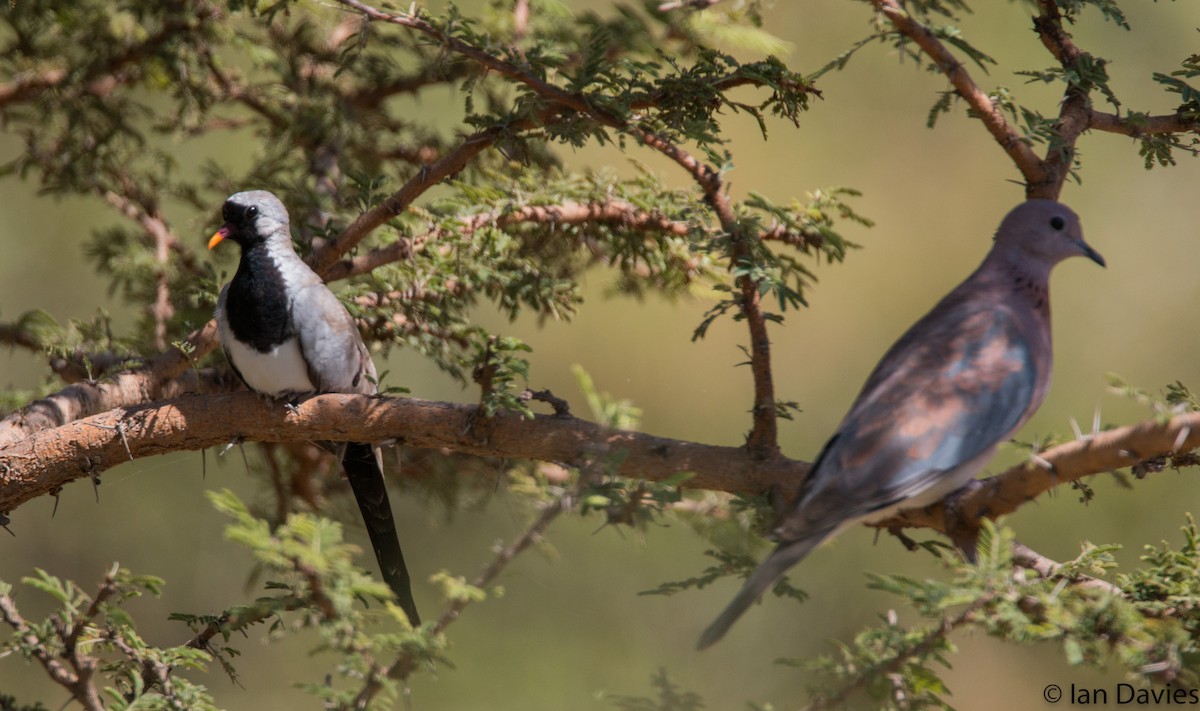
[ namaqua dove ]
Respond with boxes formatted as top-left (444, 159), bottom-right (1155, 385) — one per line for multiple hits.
top-left (209, 190), bottom-right (420, 625)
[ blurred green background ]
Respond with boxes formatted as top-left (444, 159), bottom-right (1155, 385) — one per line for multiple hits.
top-left (2, 2), bottom-right (1199, 709)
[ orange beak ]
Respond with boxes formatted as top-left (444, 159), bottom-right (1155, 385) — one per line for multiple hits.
top-left (208, 225), bottom-right (230, 250)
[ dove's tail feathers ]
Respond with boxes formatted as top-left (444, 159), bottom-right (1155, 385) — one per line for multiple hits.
top-left (696, 531), bottom-right (830, 650)
top-left (343, 442), bottom-right (420, 626)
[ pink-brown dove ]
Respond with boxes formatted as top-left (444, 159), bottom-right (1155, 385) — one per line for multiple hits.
top-left (698, 199), bottom-right (1105, 649)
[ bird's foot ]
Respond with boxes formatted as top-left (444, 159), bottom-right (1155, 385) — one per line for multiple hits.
top-left (941, 482), bottom-right (982, 564)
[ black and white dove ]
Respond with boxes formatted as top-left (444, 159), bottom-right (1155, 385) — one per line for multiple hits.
top-left (208, 190), bottom-right (419, 624)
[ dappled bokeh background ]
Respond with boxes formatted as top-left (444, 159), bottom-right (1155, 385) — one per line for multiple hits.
top-left (2, 2), bottom-right (1199, 708)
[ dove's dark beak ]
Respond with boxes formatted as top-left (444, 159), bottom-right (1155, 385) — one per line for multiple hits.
top-left (1077, 240), bottom-right (1105, 268)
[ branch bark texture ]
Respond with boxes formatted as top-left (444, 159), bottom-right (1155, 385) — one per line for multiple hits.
top-left (0, 393), bottom-right (803, 515)
top-left (3, 390), bottom-right (1198, 549)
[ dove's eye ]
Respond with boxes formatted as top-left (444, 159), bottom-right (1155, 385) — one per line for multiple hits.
top-left (1049, 215), bottom-right (1065, 230)
top-left (246, 205), bottom-right (259, 219)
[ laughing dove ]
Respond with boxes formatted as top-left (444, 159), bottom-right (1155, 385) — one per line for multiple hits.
top-left (209, 190), bottom-right (420, 625)
top-left (698, 200), bottom-right (1104, 649)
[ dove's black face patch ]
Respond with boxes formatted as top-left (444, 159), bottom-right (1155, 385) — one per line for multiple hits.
top-left (222, 200), bottom-right (258, 225)
top-left (220, 200), bottom-right (267, 248)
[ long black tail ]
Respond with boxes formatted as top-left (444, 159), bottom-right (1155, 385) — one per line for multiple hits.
top-left (342, 442), bottom-right (420, 625)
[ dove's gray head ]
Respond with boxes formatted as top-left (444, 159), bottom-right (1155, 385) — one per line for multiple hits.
top-left (993, 199), bottom-right (1105, 269)
top-left (208, 190), bottom-right (291, 251)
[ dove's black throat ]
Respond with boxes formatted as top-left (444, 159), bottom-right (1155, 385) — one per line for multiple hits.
top-left (224, 244), bottom-right (296, 354)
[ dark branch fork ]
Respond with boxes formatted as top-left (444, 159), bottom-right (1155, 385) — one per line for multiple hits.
top-left (871, 0), bottom-right (1199, 199)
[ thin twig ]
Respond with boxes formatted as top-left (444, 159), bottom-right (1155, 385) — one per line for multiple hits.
top-left (324, 199), bottom-right (691, 281)
top-left (800, 599), bottom-right (989, 711)
top-left (1011, 541), bottom-right (1123, 597)
top-left (869, 0), bottom-right (1048, 190)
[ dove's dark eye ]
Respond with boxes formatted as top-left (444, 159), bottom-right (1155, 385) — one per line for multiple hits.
top-left (1049, 215), bottom-right (1065, 230)
top-left (246, 205), bottom-right (259, 219)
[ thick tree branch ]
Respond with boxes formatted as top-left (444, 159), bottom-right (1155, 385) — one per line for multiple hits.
top-left (876, 412), bottom-right (1200, 536)
top-left (0, 322), bottom-right (227, 448)
top-left (5, 388), bottom-right (1200, 552)
top-left (0, 392), bottom-right (800, 515)
top-left (1028, 0), bottom-right (1093, 199)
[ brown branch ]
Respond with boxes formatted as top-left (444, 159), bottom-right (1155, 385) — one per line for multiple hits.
top-left (0, 591), bottom-right (88, 700)
top-left (1090, 111), bottom-right (1200, 137)
top-left (134, 197), bottom-right (171, 350)
top-left (349, 61), bottom-right (478, 109)
top-left (875, 411), bottom-right (1200, 536)
top-left (7, 389), bottom-right (1200, 543)
top-left (635, 129), bottom-right (778, 455)
top-left (513, 0), bottom-right (530, 41)
top-left (0, 392), bottom-right (801, 515)
top-left (333, 0), bottom-right (580, 105)
top-left (870, 0), bottom-right (1047, 191)
top-left (376, 143), bottom-right (443, 165)
top-left (1010, 542), bottom-right (1123, 597)
top-left (47, 352), bottom-right (146, 385)
top-left (1031, 0), bottom-right (1083, 68)
top-left (0, 68), bottom-right (69, 106)
top-left (1027, 0), bottom-right (1092, 199)
top-left (307, 126), bottom-right (506, 275)
top-left (872, 0), bottom-right (1199, 198)
top-left (203, 52), bottom-right (290, 131)
top-left (658, 0), bottom-right (725, 10)
top-left (0, 321), bottom-right (226, 448)
top-left (101, 188), bottom-right (204, 279)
